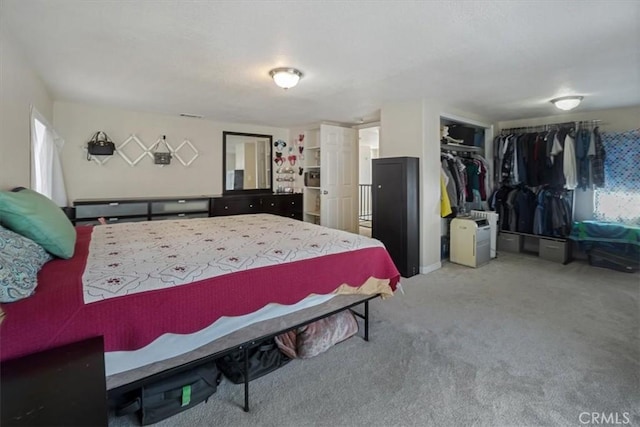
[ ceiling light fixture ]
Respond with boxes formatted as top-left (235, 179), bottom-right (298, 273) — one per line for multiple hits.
top-left (269, 67), bottom-right (303, 89)
top-left (550, 95), bottom-right (583, 111)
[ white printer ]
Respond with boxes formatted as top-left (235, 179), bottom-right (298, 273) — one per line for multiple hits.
top-left (450, 216), bottom-right (491, 268)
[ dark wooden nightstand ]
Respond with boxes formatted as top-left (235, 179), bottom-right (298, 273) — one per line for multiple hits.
top-left (1, 337), bottom-right (108, 427)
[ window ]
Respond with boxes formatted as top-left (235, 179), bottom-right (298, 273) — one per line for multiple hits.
top-left (30, 106), bottom-right (67, 206)
top-left (32, 116), bottom-right (48, 195)
top-left (593, 129), bottom-right (640, 225)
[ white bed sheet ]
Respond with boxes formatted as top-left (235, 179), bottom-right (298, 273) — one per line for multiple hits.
top-left (105, 293), bottom-right (336, 376)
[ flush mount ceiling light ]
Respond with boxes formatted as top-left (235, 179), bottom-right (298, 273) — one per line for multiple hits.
top-left (550, 95), bottom-right (584, 111)
top-left (269, 67), bottom-right (303, 89)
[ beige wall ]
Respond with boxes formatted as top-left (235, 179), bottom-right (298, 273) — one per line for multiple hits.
top-left (380, 100), bottom-right (494, 274)
top-left (0, 32), bottom-right (53, 190)
top-left (379, 100), bottom-right (423, 159)
top-left (53, 101), bottom-right (289, 201)
top-left (422, 101), bottom-right (447, 274)
top-left (498, 105), bottom-right (640, 221)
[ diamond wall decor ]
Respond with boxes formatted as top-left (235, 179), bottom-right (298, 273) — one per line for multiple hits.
top-left (173, 139), bottom-right (199, 166)
top-left (84, 134), bottom-right (199, 167)
top-left (117, 135), bottom-right (148, 166)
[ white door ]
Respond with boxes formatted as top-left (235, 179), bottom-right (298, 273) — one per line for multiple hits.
top-left (320, 124), bottom-right (358, 233)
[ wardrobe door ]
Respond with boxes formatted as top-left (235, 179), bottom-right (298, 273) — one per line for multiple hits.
top-left (372, 157), bottom-right (419, 278)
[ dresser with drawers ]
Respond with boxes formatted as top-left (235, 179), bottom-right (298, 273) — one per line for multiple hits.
top-left (73, 196), bottom-right (211, 225)
top-left (71, 193), bottom-right (302, 225)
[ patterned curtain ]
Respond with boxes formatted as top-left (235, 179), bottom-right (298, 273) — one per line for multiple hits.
top-left (594, 129), bottom-right (640, 225)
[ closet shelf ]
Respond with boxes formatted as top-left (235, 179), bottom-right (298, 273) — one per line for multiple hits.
top-left (441, 143), bottom-right (483, 153)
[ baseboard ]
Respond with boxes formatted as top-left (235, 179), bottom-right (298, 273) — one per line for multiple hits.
top-left (420, 262), bottom-right (442, 275)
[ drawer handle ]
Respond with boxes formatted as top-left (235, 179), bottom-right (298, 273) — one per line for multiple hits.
top-left (249, 204), bottom-right (253, 208)
top-left (109, 202), bottom-right (119, 206)
top-left (544, 245), bottom-right (560, 249)
top-left (178, 200), bottom-right (186, 204)
top-left (178, 213), bottom-right (186, 217)
top-left (271, 203), bottom-right (275, 206)
top-left (291, 202), bottom-right (295, 205)
top-left (109, 218), bottom-right (119, 221)
top-left (224, 206), bottom-right (228, 209)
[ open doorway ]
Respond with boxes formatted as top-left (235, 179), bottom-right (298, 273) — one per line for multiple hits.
top-left (358, 126), bottom-right (379, 237)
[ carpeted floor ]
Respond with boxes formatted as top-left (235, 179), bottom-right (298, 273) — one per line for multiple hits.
top-left (109, 253), bottom-right (639, 426)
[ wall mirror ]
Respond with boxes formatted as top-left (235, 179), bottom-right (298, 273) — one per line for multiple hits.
top-left (223, 131), bottom-right (272, 194)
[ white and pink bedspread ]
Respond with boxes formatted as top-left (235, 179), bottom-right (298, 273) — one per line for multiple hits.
top-left (83, 214), bottom-right (383, 303)
top-left (1, 214), bottom-right (400, 362)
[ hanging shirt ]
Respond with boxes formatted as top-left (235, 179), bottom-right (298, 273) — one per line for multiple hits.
top-left (500, 136), bottom-right (515, 185)
top-left (441, 160), bottom-right (458, 208)
top-left (588, 131), bottom-right (596, 157)
top-left (465, 161), bottom-right (480, 194)
top-left (551, 128), bottom-right (568, 187)
top-left (563, 132), bottom-right (578, 190)
top-left (591, 127), bottom-right (606, 188)
top-left (512, 135), bottom-right (520, 184)
top-left (453, 157), bottom-right (467, 208)
top-left (440, 171), bottom-right (453, 217)
top-left (575, 127), bottom-right (591, 190)
top-left (551, 132), bottom-right (563, 158)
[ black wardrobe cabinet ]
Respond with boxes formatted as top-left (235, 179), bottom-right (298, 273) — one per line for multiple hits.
top-left (372, 157), bottom-right (420, 278)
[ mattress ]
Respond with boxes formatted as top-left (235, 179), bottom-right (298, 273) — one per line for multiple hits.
top-left (1, 214), bottom-right (400, 373)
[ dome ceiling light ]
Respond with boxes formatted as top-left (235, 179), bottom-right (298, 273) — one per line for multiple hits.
top-left (550, 96), bottom-right (583, 111)
top-left (269, 67), bottom-right (303, 89)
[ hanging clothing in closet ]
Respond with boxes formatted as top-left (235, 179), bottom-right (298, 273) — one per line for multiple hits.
top-left (441, 151), bottom-right (491, 217)
top-left (494, 124), bottom-right (605, 190)
top-left (491, 185), bottom-right (572, 237)
top-left (591, 126), bottom-right (606, 188)
top-left (440, 170), bottom-right (453, 217)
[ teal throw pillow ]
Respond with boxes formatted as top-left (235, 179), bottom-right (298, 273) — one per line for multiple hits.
top-left (0, 225), bottom-right (53, 302)
top-left (0, 188), bottom-right (76, 259)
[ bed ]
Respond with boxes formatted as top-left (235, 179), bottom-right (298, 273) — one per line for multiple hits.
top-left (1, 213), bottom-right (400, 400)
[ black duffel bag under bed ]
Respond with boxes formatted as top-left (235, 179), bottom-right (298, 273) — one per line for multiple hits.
top-left (216, 338), bottom-right (290, 384)
top-left (116, 362), bottom-right (221, 425)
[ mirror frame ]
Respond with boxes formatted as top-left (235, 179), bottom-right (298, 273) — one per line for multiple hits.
top-left (222, 131), bottom-right (273, 195)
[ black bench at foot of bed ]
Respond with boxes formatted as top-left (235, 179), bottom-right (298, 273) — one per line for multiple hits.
top-left (107, 293), bottom-right (379, 414)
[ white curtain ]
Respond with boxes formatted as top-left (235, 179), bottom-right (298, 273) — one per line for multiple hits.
top-left (30, 106), bottom-right (68, 206)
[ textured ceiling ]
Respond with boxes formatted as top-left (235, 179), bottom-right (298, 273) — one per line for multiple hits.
top-left (1, 1), bottom-right (638, 127)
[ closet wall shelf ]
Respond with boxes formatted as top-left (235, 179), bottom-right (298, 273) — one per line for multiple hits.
top-left (441, 143), bottom-right (483, 153)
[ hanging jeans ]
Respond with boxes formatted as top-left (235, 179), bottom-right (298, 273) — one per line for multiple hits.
top-left (575, 128), bottom-right (591, 190)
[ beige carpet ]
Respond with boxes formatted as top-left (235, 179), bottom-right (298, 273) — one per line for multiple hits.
top-left (109, 253), bottom-right (639, 426)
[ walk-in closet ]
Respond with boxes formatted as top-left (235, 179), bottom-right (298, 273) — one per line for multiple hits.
top-left (491, 120), bottom-right (604, 264)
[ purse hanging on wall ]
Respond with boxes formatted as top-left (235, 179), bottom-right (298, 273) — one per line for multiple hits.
top-left (86, 131), bottom-right (116, 160)
top-left (154, 135), bottom-right (173, 165)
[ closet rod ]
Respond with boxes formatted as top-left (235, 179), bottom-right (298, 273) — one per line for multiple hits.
top-left (500, 119), bottom-right (602, 133)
